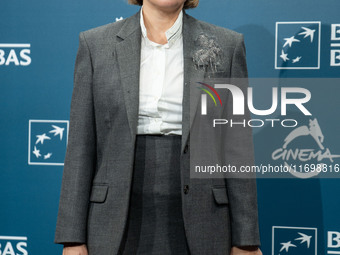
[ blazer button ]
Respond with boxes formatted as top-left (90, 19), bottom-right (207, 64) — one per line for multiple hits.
top-left (184, 144), bottom-right (189, 154)
top-left (183, 185), bottom-right (189, 194)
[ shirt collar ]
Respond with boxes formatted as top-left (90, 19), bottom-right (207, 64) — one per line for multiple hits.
top-left (140, 6), bottom-right (183, 47)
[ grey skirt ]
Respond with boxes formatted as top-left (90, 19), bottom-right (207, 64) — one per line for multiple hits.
top-left (119, 135), bottom-right (190, 255)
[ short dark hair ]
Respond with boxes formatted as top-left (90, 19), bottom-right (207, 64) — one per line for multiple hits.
top-left (128, 0), bottom-right (199, 9)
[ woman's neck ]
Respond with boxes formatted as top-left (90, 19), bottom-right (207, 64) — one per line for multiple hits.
top-left (142, 3), bottom-right (183, 44)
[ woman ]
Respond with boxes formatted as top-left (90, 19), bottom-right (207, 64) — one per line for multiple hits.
top-left (55, 0), bottom-right (262, 254)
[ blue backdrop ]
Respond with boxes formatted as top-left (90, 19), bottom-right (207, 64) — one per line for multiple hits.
top-left (1, 0), bottom-right (340, 254)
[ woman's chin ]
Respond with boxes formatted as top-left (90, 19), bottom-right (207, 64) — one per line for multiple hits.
top-left (146, 0), bottom-right (185, 11)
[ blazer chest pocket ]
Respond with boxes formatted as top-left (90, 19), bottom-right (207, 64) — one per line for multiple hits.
top-left (212, 187), bottom-right (229, 205)
top-left (89, 185), bottom-right (109, 203)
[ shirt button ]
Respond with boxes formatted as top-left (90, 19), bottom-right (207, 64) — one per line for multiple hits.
top-left (183, 185), bottom-right (189, 194)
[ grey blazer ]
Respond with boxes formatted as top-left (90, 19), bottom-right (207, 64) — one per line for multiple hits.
top-left (55, 10), bottom-right (260, 255)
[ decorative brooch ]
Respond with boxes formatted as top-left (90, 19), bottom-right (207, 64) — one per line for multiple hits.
top-left (193, 33), bottom-right (223, 73)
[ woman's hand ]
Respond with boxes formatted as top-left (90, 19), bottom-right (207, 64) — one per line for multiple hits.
top-left (62, 244), bottom-right (88, 255)
top-left (231, 246), bottom-right (262, 255)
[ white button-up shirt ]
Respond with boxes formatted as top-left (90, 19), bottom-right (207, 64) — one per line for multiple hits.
top-left (137, 8), bottom-right (184, 135)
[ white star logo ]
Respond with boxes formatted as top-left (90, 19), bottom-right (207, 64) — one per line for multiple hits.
top-left (292, 56), bottom-right (302, 63)
top-left (280, 50), bottom-right (290, 62)
top-left (49, 125), bottom-right (64, 140)
top-left (298, 27), bottom-right (316, 42)
top-left (283, 36), bottom-right (300, 48)
top-left (295, 232), bottom-right (312, 248)
top-left (36, 133), bottom-right (51, 145)
top-left (44, 153), bottom-right (52, 160)
top-left (32, 146), bottom-right (41, 158)
top-left (280, 241), bottom-right (297, 252)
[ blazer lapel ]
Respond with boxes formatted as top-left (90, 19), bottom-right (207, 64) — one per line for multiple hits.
top-left (182, 13), bottom-right (206, 152)
top-left (115, 12), bottom-right (141, 139)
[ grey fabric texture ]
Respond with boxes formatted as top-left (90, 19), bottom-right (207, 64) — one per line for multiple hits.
top-left (120, 135), bottom-right (189, 254)
top-left (55, 9), bottom-right (260, 255)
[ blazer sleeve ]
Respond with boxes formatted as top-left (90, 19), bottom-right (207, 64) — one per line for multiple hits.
top-left (224, 34), bottom-right (261, 247)
top-left (54, 32), bottom-right (96, 244)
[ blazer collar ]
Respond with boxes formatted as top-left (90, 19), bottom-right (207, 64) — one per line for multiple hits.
top-left (116, 11), bottom-right (141, 40)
